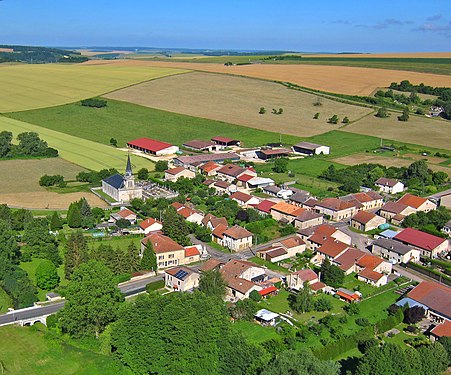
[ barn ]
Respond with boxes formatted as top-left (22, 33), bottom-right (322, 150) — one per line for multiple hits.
top-left (127, 138), bottom-right (179, 156)
top-left (292, 142), bottom-right (330, 155)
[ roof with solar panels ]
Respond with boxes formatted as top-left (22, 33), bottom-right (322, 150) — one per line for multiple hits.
top-left (165, 266), bottom-right (196, 281)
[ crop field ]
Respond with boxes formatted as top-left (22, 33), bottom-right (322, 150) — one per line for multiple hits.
top-left (0, 116), bottom-right (153, 171)
top-left (0, 158), bottom-right (108, 209)
top-left (0, 62), bottom-right (188, 112)
top-left (105, 72), bottom-right (372, 138)
top-left (87, 59), bottom-right (451, 96)
top-left (7, 99), bottom-right (303, 148)
top-left (342, 113), bottom-right (451, 150)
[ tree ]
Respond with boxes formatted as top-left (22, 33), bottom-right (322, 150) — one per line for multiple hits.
top-left (115, 218), bottom-right (131, 228)
top-left (81, 98), bottom-right (107, 108)
top-left (17, 132), bottom-right (49, 155)
top-left (109, 138), bottom-right (118, 147)
top-left (438, 336), bottom-right (451, 366)
top-left (259, 107), bottom-right (266, 114)
top-left (11, 208), bottom-right (33, 231)
top-left (328, 114), bottom-right (339, 124)
top-left (50, 211), bottom-right (63, 231)
top-left (137, 168), bottom-right (149, 180)
top-left (249, 289), bottom-right (262, 302)
top-left (261, 349), bottom-right (340, 375)
top-left (66, 202), bottom-right (82, 228)
top-left (140, 241), bottom-right (157, 271)
top-left (59, 260), bottom-right (123, 338)
top-left (22, 218), bottom-right (61, 265)
top-left (320, 258), bottom-right (344, 287)
top-left (342, 116), bottom-right (350, 124)
top-left (155, 160), bottom-right (169, 172)
top-left (39, 174), bottom-right (65, 187)
top-left (376, 107), bottom-right (389, 118)
top-left (417, 342), bottom-right (449, 375)
top-left (198, 269), bottom-right (226, 299)
top-left (273, 157), bottom-right (289, 173)
top-left (162, 206), bottom-right (190, 246)
top-left (314, 296), bottom-right (332, 312)
top-left (313, 112), bottom-right (320, 119)
top-left (344, 302), bottom-right (360, 315)
top-left (404, 306), bottom-right (426, 324)
top-left (0, 131), bottom-right (13, 157)
top-left (289, 283), bottom-right (313, 313)
top-left (398, 108), bottom-right (410, 122)
top-left (194, 225), bottom-right (212, 242)
top-left (64, 231), bottom-right (89, 279)
top-left (127, 242), bottom-right (141, 274)
top-left (35, 259), bottom-right (60, 290)
top-left (229, 299), bottom-right (259, 321)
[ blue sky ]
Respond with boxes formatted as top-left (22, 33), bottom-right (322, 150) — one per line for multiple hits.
top-left (1, 0), bottom-right (450, 52)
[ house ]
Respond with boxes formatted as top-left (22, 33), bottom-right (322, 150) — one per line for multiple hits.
top-left (292, 142), bottom-right (330, 155)
top-left (164, 167), bottom-right (196, 182)
top-left (314, 239), bottom-right (350, 264)
top-left (375, 178), bottom-right (404, 194)
top-left (216, 164), bottom-right (257, 183)
top-left (302, 224), bottom-right (351, 250)
top-left (341, 191), bottom-right (384, 211)
top-left (254, 309), bottom-right (280, 326)
top-left (254, 200), bottom-right (277, 216)
top-left (110, 208), bottom-right (137, 224)
top-left (211, 136), bottom-right (240, 147)
top-left (212, 180), bottom-right (235, 195)
top-left (351, 211), bottom-right (386, 232)
top-left (442, 220), bottom-right (451, 236)
top-left (230, 191), bottom-right (260, 207)
top-left (173, 153), bottom-right (240, 168)
top-left (222, 225), bottom-right (254, 251)
top-left (202, 213), bottom-right (228, 231)
top-left (199, 258), bottom-right (225, 272)
top-left (355, 253), bottom-right (392, 287)
top-left (127, 138), bottom-right (179, 156)
top-left (46, 292), bottom-right (62, 302)
top-left (407, 281), bottom-right (451, 322)
top-left (301, 197), bottom-right (320, 210)
top-left (257, 148), bottom-right (291, 160)
top-left (102, 155), bottom-right (143, 203)
top-left (263, 185), bottom-right (281, 197)
top-left (429, 105), bottom-right (444, 117)
top-left (164, 266), bottom-right (200, 292)
top-left (289, 190), bottom-right (311, 206)
top-left (372, 238), bottom-right (421, 264)
top-left (287, 269), bottom-right (324, 291)
top-left (198, 161), bottom-right (222, 176)
top-left (314, 198), bottom-right (356, 221)
top-left (171, 202), bottom-right (204, 224)
top-left (270, 201), bottom-right (305, 223)
top-left (183, 245), bottom-right (202, 265)
top-left (294, 210), bottom-right (324, 230)
top-left (379, 201), bottom-right (416, 223)
top-left (183, 140), bottom-right (217, 152)
top-left (397, 193), bottom-right (437, 213)
top-left (394, 227), bottom-right (449, 258)
top-left (429, 320), bottom-right (451, 342)
top-left (141, 233), bottom-right (189, 269)
top-left (220, 260), bottom-right (265, 300)
top-left (257, 235), bottom-right (306, 262)
top-left (139, 217), bottom-right (163, 235)
top-left (333, 248), bottom-right (367, 274)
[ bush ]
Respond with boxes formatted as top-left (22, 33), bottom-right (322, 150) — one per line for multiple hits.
top-left (344, 302), bottom-right (360, 315)
top-left (35, 260), bottom-right (60, 290)
top-left (39, 174), bottom-right (65, 187)
top-left (328, 114), bottom-right (339, 124)
top-left (314, 297), bottom-right (332, 312)
top-left (355, 317), bottom-right (370, 327)
top-left (405, 325), bottom-right (419, 334)
top-left (249, 289), bottom-right (262, 302)
top-left (81, 98), bottom-right (107, 108)
top-left (155, 160), bottom-right (169, 172)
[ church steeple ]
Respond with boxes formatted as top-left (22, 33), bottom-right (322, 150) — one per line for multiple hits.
top-left (125, 154), bottom-right (133, 178)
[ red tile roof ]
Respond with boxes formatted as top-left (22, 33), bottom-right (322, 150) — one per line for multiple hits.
top-left (352, 211), bottom-right (377, 225)
top-left (141, 233), bottom-right (184, 254)
top-left (376, 177), bottom-right (399, 187)
top-left (199, 258), bottom-right (224, 272)
top-left (117, 208), bottom-right (136, 218)
top-left (308, 224), bottom-right (338, 245)
top-left (279, 236), bottom-right (305, 249)
top-left (291, 269), bottom-right (318, 282)
top-left (271, 201), bottom-right (305, 216)
top-left (317, 198), bottom-right (354, 211)
top-left (317, 239), bottom-right (349, 258)
top-left (139, 217), bottom-right (162, 230)
top-left (184, 246), bottom-right (201, 258)
top-left (397, 193), bottom-right (428, 209)
top-left (212, 223), bottom-right (228, 239)
top-left (165, 166), bottom-right (187, 175)
top-left (255, 200), bottom-right (277, 214)
top-left (407, 281), bottom-right (451, 318)
top-left (237, 174), bottom-right (255, 182)
top-left (334, 248), bottom-right (366, 272)
top-left (380, 201), bottom-right (410, 214)
top-left (171, 202), bottom-right (184, 210)
top-left (165, 266), bottom-right (194, 279)
top-left (127, 138), bottom-right (173, 152)
top-left (336, 289), bottom-right (360, 302)
top-left (358, 268), bottom-right (384, 282)
top-left (230, 191), bottom-right (253, 203)
top-left (211, 136), bottom-right (239, 143)
top-left (199, 161), bottom-right (221, 173)
top-left (394, 228), bottom-right (446, 251)
top-left (431, 320), bottom-right (451, 337)
top-left (310, 281), bottom-right (326, 291)
top-left (217, 164), bottom-right (247, 177)
top-left (259, 285), bottom-right (278, 296)
top-left (220, 259), bottom-right (260, 278)
top-left (356, 254), bottom-right (384, 270)
top-left (223, 225), bottom-right (253, 240)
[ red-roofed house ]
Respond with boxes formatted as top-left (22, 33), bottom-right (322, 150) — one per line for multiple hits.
top-left (287, 269), bottom-right (321, 291)
top-left (127, 138), bottom-right (179, 156)
top-left (198, 161), bottom-right (222, 176)
top-left (375, 178), bottom-right (404, 194)
top-left (164, 167), bottom-right (196, 182)
top-left (304, 224), bottom-right (351, 250)
top-left (255, 199), bottom-right (277, 216)
top-left (397, 193), bottom-right (437, 212)
top-left (430, 320), bottom-right (451, 341)
top-left (355, 253), bottom-right (392, 286)
top-left (270, 201), bottom-right (305, 223)
top-left (257, 235), bottom-right (306, 262)
top-left (222, 225), bottom-right (254, 252)
top-left (170, 202), bottom-right (204, 225)
top-left (230, 191), bottom-right (260, 207)
top-left (139, 217), bottom-right (163, 235)
top-left (351, 211), bottom-right (386, 232)
top-left (220, 259), bottom-right (264, 300)
top-left (394, 228), bottom-right (449, 258)
top-left (141, 233), bottom-right (185, 269)
top-left (110, 208), bottom-right (137, 224)
top-left (314, 239), bottom-right (349, 263)
top-left (164, 266), bottom-right (199, 292)
top-left (184, 245), bottom-right (201, 264)
top-left (407, 281), bottom-right (451, 322)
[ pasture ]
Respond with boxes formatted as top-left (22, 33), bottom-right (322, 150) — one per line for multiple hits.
top-left (105, 72), bottom-right (372, 138)
top-left (7, 99), bottom-right (302, 148)
top-left (0, 62), bottom-right (188, 112)
top-left (0, 158), bottom-right (108, 209)
top-left (0, 116), bottom-right (154, 171)
top-left (88, 59), bottom-right (451, 96)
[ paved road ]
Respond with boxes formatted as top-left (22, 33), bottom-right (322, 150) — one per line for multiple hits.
top-left (332, 221), bottom-right (372, 252)
top-left (0, 273), bottom-right (163, 326)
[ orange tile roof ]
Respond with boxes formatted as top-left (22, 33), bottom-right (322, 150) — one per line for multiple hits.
top-left (141, 233), bottom-right (184, 254)
top-left (431, 320), bottom-right (451, 337)
top-left (317, 198), bottom-right (354, 211)
top-left (212, 223), bottom-right (228, 239)
top-left (139, 217), bottom-right (162, 230)
top-left (220, 259), bottom-right (260, 278)
top-left (291, 269), bottom-right (318, 282)
top-left (230, 191), bottom-right (253, 203)
top-left (308, 224), bottom-right (338, 245)
top-left (397, 193), bottom-right (427, 209)
top-left (117, 208), bottom-right (136, 218)
top-left (171, 202), bottom-right (184, 210)
top-left (199, 161), bottom-right (221, 173)
top-left (356, 254), bottom-right (384, 270)
top-left (199, 258), bottom-right (224, 272)
top-left (271, 201), bottom-right (305, 216)
top-left (358, 268), bottom-right (384, 282)
top-left (334, 248), bottom-right (366, 271)
top-left (259, 285), bottom-right (278, 296)
top-left (184, 246), bottom-right (201, 258)
top-left (310, 281), bottom-right (326, 291)
top-left (352, 210), bottom-right (377, 225)
top-left (165, 166), bottom-right (187, 175)
top-left (223, 225), bottom-right (253, 240)
top-left (317, 239), bottom-right (349, 258)
top-left (280, 236), bottom-right (305, 249)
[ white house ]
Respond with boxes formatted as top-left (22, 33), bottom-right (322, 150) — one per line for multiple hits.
top-left (375, 178), bottom-right (404, 194)
top-left (139, 217), bottom-right (163, 235)
top-left (164, 266), bottom-right (200, 292)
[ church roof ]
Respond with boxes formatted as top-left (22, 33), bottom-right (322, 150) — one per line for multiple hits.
top-left (103, 173), bottom-right (125, 189)
top-left (125, 154), bottom-right (133, 177)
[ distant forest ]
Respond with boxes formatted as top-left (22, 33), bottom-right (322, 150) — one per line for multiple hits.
top-left (0, 45), bottom-right (88, 64)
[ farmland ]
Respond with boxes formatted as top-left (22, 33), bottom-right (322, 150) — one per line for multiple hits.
top-left (0, 158), bottom-right (107, 209)
top-left (0, 62), bottom-right (188, 112)
top-left (105, 71), bottom-right (372, 138)
top-left (0, 116), bottom-right (154, 171)
top-left (85, 59), bottom-right (451, 96)
top-left (7, 99), bottom-right (303, 148)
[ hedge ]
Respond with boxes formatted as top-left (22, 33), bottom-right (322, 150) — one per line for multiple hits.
top-left (406, 262), bottom-right (451, 286)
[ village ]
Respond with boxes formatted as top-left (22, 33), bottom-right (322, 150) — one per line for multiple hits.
top-left (91, 134), bottom-right (451, 342)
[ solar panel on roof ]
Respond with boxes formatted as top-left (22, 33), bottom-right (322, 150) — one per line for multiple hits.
top-left (174, 270), bottom-right (188, 279)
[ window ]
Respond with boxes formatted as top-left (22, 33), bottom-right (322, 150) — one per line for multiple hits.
top-left (168, 254), bottom-right (174, 259)
top-left (158, 255), bottom-right (164, 260)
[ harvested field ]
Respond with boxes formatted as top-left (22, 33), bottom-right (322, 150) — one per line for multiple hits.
top-left (86, 59), bottom-right (451, 96)
top-left (333, 153), bottom-right (451, 174)
top-left (106, 72), bottom-right (372, 138)
top-left (0, 63), bottom-right (188, 112)
top-left (0, 158), bottom-right (107, 209)
top-left (342, 113), bottom-right (451, 150)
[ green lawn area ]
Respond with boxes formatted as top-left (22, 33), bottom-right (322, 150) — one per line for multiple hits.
top-left (0, 287), bottom-right (13, 313)
top-left (0, 325), bottom-right (130, 374)
top-left (0, 115), bottom-right (154, 171)
top-left (88, 236), bottom-right (142, 252)
top-left (231, 320), bottom-right (280, 344)
top-left (248, 257), bottom-right (290, 274)
top-left (7, 99), bottom-right (302, 149)
top-left (384, 323), bottom-right (428, 348)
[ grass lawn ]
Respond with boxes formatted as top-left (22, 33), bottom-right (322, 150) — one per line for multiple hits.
top-left (0, 116), bottom-right (154, 171)
top-left (231, 320), bottom-right (280, 344)
top-left (7, 99), bottom-right (302, 149)
top-left (0, 325), bottom-right (130, 374)
top-left (88, 236), bottom-right (142, 252)
top-left (0, 287), bottom-right (13, 313)
top-left (249, 257), bottom-right (290, 274)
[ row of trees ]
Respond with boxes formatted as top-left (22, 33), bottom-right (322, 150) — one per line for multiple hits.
top-left (0, 131), bottom-right (58, 159)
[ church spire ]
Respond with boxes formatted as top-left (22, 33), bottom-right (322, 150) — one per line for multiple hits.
top-left (125, 153), bottom-right (132, 178)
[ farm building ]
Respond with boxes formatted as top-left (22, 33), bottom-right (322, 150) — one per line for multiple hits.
top-left (375, 178), bottom-right (404, 194)
top-left (351, 211), bottom-right (386, 232)
top-left (211, 136), bottom-right (240, 147)
top-left (102, 155), bottom-right (143, 203)
top-left (127, 138), bottom-right (179, 156)
top-left (406, 281), bottom-right (451, 322)
top-left (174, 152), bottom-right (240, 167)
top-left (292, 142), bottom-right (330, 155)
top-left (183, 140), bottom-right (218, 152)
top-left (246, 177), bottom-right (275, 189)
top-left (256, 148), bottom-right (291, 160)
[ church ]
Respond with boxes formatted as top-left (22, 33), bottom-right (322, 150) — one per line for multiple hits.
top-left (102, 155), bottom-right (143, 203)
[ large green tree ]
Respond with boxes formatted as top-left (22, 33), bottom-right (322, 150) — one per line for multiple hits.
top-left (35, 259), bottom-right (60, 290)
top-left (289, 283), bottom-right (313, 313)
top-left (22, 218), bottom-right (61, 265)
top-left (198, 269), bottom-right (227, 299)
top-left (162, 206), bottom-right (190, 246)
top-left (64, 231), bottom-right (89, 279)
top-left (320, 258), bottom-right (344, 288)
top-left (59, 260), bottom-right (123, 338)
top-left (140, 241), bottom-right (157, 271)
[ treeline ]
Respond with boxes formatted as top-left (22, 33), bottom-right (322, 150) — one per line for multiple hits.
top-left (389, 80), bottom-right (451, 119)
top-left (76, 168), bottom-right (118, 184)
top-left (320, 160), bottom-right (448, 193)
top-left (0, 45), bottom-right (88, 64)
top-left (0, 131), bottom-right (58, 159)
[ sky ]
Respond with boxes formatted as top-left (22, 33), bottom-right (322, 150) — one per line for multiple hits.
top-left (1, 0), bottom-right (450, 52)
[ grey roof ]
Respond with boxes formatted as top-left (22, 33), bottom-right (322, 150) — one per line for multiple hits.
top-left (263, 185), bottom-right (281, 194)
top-left (444, 220), bottom-right (451, 229)
top-left (103, 173), bottom-right (125, 189)
top-left (295, 210), bottom-right (323, 222)
top-left (395, 297), bottom-right (429, 310)
top-left (293, 142), bottom-right (324, 150)
top-left (289, 191), bottom-right (310, 204)
top-left (373, 238), bottom-right (414, 255)
top-left (125, 154), bottom-right (132, 177)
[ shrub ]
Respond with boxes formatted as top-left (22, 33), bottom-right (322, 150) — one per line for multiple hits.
top-left (313, 112), bottom-right (320, 119)
top-left (405, 325), bottom-right (419, 334)
top-left (81, 98), bottom-right (107, 108)
top-left (259, 107), bottom-right (266, 114)
top-left (355, 317), bottom-right (370, 327)
top-left (328, 114), bottom-right (339, 124)
top-left (314, 297), bottom-right (332, 312)
top-left (155, 160), bottom-right (168, 172)
top-left (39, 174), bottom-right (65, 187)
top-left (249, 289), bottom-right (262, 302)
top-left (344, 302), bottom-right (360, 315)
